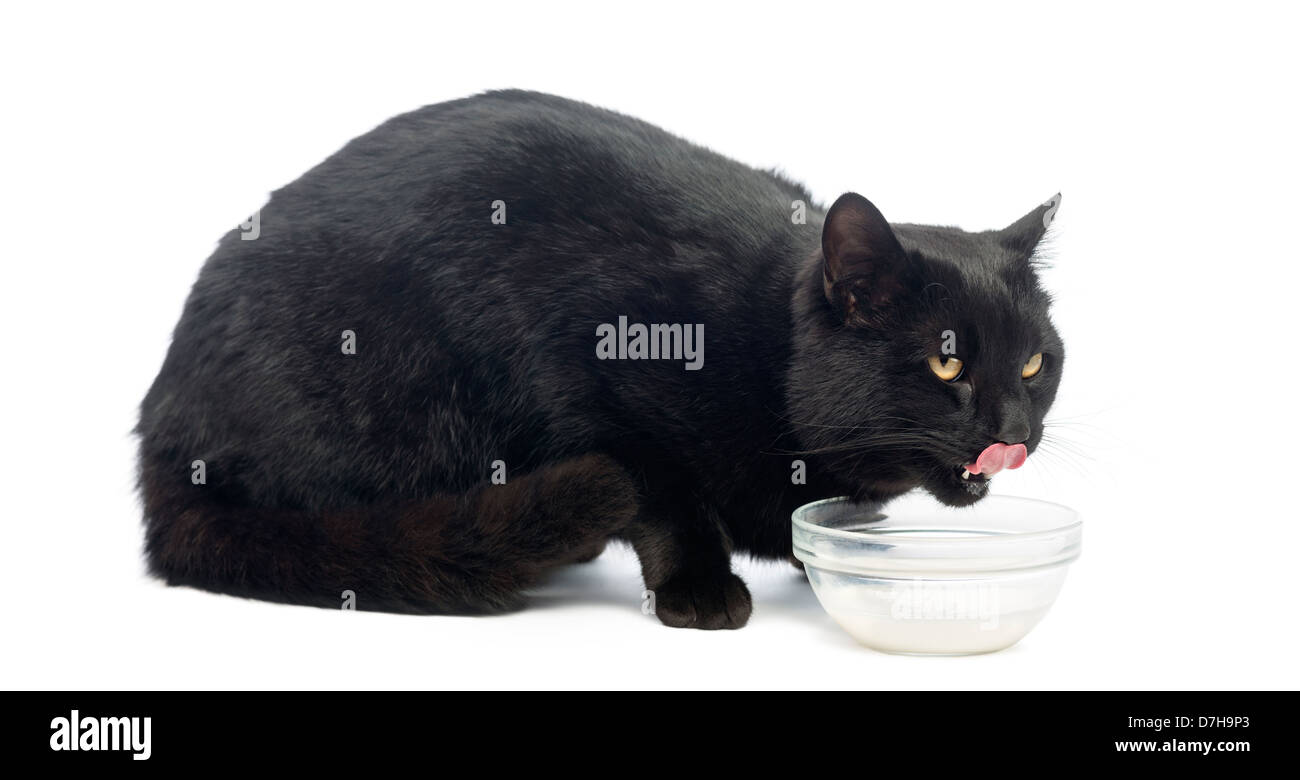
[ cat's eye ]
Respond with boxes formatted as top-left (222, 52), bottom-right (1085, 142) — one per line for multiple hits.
top-left (927, 355), bottom-right (964, 382)
top-left (1022, 352), bottom-right (1044, 379)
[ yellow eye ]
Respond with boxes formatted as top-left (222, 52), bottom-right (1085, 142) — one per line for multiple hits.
top-left (927, 355), bottom-right (964, 382)
top-left (1022, 352), bottom-right (1044, 379)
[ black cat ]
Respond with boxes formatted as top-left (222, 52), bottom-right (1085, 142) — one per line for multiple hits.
top-left (137, 90), bottom-right (1063, 629)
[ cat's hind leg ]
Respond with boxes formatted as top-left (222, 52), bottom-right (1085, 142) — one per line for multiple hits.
top-left (139, 453), bottom-right (638, 614)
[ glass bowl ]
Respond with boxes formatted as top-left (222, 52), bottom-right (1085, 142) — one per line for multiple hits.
top-left (792, 493), bottom-right (1082, 655)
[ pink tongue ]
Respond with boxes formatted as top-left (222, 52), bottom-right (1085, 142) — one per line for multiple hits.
top-left (966, 443), bottom-right (1028, 476)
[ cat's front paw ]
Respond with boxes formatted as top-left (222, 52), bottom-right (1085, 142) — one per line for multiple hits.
top-left (651, 572), bottom-right (751, 630)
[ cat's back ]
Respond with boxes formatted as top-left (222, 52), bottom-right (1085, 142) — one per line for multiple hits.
top-left (270, 89), bottom-right (810, 250)
top-left (201, 89), bottom-right (813, 355)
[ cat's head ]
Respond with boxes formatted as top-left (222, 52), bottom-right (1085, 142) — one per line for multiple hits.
top-left (787, 192), bottom-right (1064, 507)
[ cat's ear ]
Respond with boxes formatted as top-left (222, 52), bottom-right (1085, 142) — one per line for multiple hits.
top-left (821, 192), bottom-right (914, 326)
top-left (999, 193), bottom-right (1061, 259)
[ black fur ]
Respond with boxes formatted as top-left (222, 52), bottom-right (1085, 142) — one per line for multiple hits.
top-left (137, 90), bottom-right (1063, 628)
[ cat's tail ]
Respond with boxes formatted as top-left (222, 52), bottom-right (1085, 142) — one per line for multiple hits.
top-left (138, 453), bottom-right (638, 614)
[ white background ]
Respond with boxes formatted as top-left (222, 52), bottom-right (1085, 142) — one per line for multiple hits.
top-left (3, 2), bottom-right (1297, 690)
